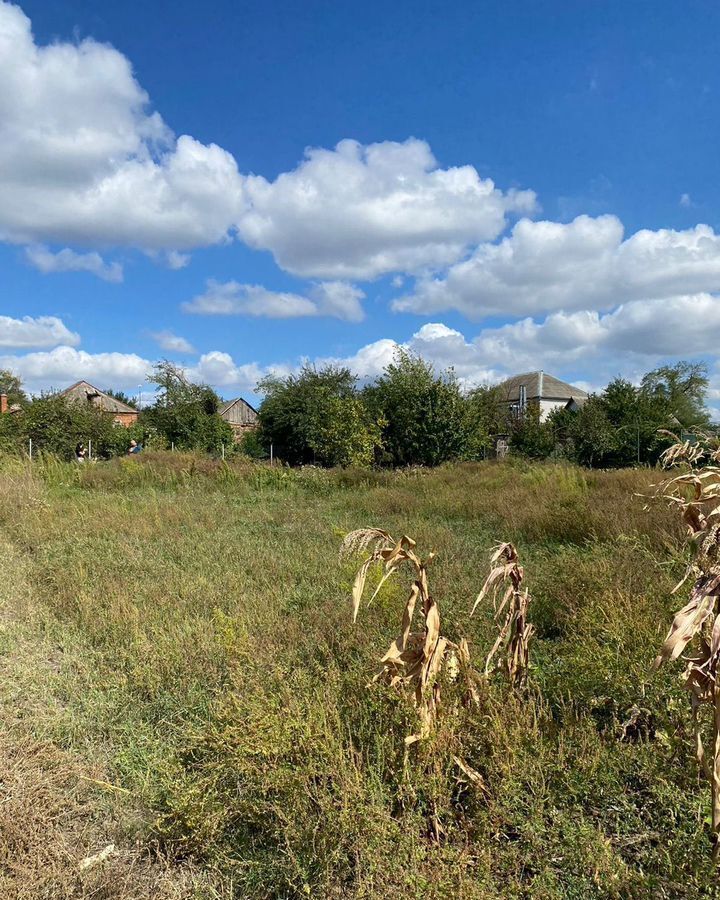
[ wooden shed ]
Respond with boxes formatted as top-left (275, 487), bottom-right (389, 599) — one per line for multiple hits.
top-left (59, 380), bottom-right (138, 427)
top-left (219, 397), bottom-right (258, 440)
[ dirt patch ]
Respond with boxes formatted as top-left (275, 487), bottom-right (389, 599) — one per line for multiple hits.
top-left (0, 731), bottom-right (197, 899)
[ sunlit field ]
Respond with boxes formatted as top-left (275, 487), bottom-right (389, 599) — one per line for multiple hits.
top-left (0, 453), bottom-right (713, 899)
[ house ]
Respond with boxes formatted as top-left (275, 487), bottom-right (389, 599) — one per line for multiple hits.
top-left (0, 394), bottom-right (22, 415)
top-left (59, 381), bottom-right (138, 427)
top-left (497, 371), bottom-right (588, 422)
top-left (219, 397), bottom-right (258, 440)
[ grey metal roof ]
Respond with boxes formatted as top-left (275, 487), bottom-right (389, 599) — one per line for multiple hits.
top-left (497, 371), bottom-right (589, 403)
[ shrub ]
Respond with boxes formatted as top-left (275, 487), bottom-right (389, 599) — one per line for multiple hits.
top-left (0, 393), bottom-right (139, 460)
top-left (257, 365), bottom-right (382, 467)
top-left (142, 361), bottom-right (234, 453)
top-left (364, 350), bottom-right (467, 467)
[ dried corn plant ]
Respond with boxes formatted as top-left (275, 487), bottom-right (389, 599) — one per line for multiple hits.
top-left (471, 542), bottom-right (534, 688)
top-left (652, 434), bottom-right (720, 860)
top-left (340, 528), bottom-right (479, 744)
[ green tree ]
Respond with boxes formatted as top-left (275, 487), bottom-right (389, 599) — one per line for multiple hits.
top-left (462, 385), bottom-right (506, 459)
top-left (552, 372), bottom-right (691, 468)
top-left (508, 402), bottom-right (555, 459)
top-left (1, 393), bottom-right (137, 459)
top-left (257, 365), bottom-right (381, 467)
top-left (0, 369), bottom-right (28, 407)
top-left (144, 361), bottom-right (233, 452)
top-left (640, 361), bottom-right (710, 428)
top-left (364, 350), bottom-right (467, 466)
top-left (103, 387), bottom-right (138, 409)
top-left (549, 399), bottom-right (617, 467)
top-left (599, 377), bottom-right (675, 466)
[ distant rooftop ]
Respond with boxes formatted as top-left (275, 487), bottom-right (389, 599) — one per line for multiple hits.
top-left (219, 396), bottom-right (258, 416)
top-left (497, 371), bottom-right (589, 403)
top-left (59, 380), bottom-right (137, 414)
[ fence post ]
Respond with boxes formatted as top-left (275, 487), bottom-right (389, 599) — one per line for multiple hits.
top-left (29, 438), bottom-right (32, 459)
top-left (270, 443), bottom-right (274, 465)
top-left (171, 441), bottom-right (174, 452)
top-left (221, 443), bottom-right (225, 461)
top-left (88, 439), bottom-right (92, 461)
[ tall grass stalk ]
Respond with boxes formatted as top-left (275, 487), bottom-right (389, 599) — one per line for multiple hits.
top-left (653, 435), bottom-right (720, 860)
top-left (472, 541), bottom-right (534, 687)
top-left (341, 528), bottom-right (479, 743)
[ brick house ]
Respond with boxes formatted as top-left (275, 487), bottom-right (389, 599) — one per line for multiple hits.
top-left (59, 381), bottom-right (139, 427)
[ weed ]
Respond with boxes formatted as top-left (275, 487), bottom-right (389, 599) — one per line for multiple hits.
top-left (341, 529), bottom-right (479, 743)
top-left (652, 435), bottom-right (720, 861)
top-left (473, 542), bottom-right (534, 687)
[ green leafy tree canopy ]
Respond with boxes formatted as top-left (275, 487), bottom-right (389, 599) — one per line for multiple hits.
top-left (144, 361), bottom-right (233, 452)
top-left (365, 350), bottom-right (467, 467)
top-left (257, 365), bottom-right (381, 467)
top-left (0, 369), bottom-right (28, 407)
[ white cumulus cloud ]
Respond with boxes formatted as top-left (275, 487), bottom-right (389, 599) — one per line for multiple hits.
top-left (0, 345), bottom-right (152, 393)
top-left (236, 138), bottom-right (537, 279)
top-left (320, 323), bottom-right (500, 389)
top-left (183, 279), bottom-right (365, 321)
top-left (0, 315), bottom-right (80, 348)
top-left (394, 215), bottom-right (720, 319)
top-left (0, 3), bottom-right (539, 284)
top-left (150, 331), bottom-right (196, 354)
top-left (25, 245), bottom-right (123, 282)
top-left (0, 1), bottom-right (244, 254)
top-left (188, 352), bottom-right (285, 392)
top-left (4, 302), bottom-right (717, 401)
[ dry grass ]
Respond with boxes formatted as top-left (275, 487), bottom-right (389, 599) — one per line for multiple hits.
top-left (0, 535), bottom-right (206, 900)
top-left (341, 529), bottom-right (479, 744)
top-left (652, 436), bottom-right (720, 862)
top-left (0, 454), bottom-right (715, 897)
top-left (473, 542), bottom-right (534, 687)
top-left (0, 732), bottom-right (199, 900)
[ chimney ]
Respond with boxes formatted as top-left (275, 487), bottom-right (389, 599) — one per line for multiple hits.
top-left (0, 394), bottom-right (7, 415)
top-left (519, 384), bottom-right (527, 410)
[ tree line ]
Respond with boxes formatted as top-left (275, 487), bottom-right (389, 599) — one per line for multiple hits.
top-left (256, 354), bottom-right (712, 468)
top-left (0, 362), bottom-right (234, 459)
top-left (0, 355), bottom-right (712, 468)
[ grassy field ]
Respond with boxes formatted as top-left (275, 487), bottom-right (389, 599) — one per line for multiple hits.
top-left (0, 453), bottom-right (715, 898)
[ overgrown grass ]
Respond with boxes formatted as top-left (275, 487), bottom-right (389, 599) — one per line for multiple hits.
top-left (0, 453), bottom-right (711, 898)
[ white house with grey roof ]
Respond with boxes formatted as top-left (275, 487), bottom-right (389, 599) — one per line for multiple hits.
top-left (497, 371), bottom-right (588, 422)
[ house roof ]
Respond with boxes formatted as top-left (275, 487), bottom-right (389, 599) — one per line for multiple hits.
top-left (498, 371), bottom-right (589, 404)
top-left (59, 380), bottom-right (137, 414)
top-left (219, 397), bottom-right (258, 416)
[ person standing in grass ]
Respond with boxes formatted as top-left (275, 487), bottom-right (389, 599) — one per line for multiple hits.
top-left (75, 442), bottom-right (87, 463)
top-left (128, 439), bottom-right (142, 455)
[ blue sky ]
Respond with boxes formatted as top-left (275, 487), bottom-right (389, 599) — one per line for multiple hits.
top-left (2, 0), bottom-right (720, 406)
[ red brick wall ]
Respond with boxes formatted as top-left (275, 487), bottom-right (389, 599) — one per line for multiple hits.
top-left (113, 411), bottom-right (139, 427)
